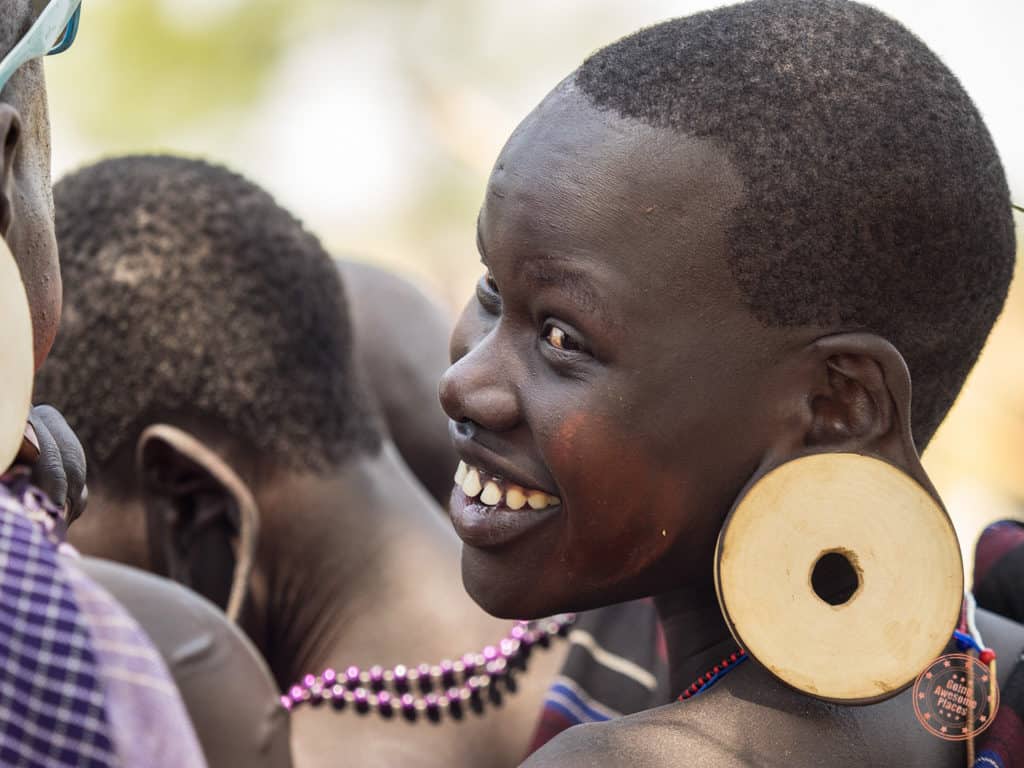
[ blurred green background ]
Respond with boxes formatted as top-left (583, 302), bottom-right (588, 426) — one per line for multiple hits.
top-left (43, 0), bottom-right (1024, 571)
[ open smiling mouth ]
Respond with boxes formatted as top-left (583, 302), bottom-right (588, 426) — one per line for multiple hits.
top-left (450, 461), bottom-right (562, 549)
top-left (454, 461), bottom-right (561, 510)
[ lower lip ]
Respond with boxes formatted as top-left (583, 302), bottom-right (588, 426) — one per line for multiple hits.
top-left (449, 487), bottom-right (561, 549)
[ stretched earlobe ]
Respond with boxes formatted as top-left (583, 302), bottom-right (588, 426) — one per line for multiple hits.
top-left (720, 337), bottom-right (961, 702)
top-left (716, 452), bottom-right (962, 703)
top-left (0, 236), bottom-right (35, 473)
top-left (136, 424), bottom-right (259, 623)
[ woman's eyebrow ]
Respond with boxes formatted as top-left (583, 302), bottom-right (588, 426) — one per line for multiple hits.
top-left (476, 222), bottom-right (614, 326)
top-left (523, 260), bottom-right (606, 321)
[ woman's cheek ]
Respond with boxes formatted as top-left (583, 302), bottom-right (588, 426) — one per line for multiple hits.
top-left (546, 410), bottom-right (664, 556)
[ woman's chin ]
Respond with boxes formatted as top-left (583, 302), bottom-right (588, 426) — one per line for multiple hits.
top-left (460, 547), bottom-right (565, 620)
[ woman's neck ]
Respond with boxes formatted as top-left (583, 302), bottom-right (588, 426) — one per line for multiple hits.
top-left (654, 585), bottom-right (736, 698)
top-left (254, 442), bottom-right (509, 688)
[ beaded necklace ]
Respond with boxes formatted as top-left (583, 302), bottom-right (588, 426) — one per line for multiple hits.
top-left (281, 614), bottom-right (575, 721)
top-left (676, 648), bottom-right (748, 701)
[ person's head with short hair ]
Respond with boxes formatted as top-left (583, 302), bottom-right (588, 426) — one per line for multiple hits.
top-left (440, 0), bottom-right (1015, 625)
top-left (36, 154), bottom-right (382, 613)
top-left (574, 0), bottom-right (1015, 449)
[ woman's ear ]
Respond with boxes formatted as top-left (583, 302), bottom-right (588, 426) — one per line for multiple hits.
top-left (805, 351), bottom-right (893, 448)
top-left (135, 424), bottom-right (259, 622)
top-left (792, 332), bottom-right (935, 497)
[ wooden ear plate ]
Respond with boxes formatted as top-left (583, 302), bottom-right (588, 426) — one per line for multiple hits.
top-left (0, 238), bottom-right (34, 473)
top-left (715, 453), bottom-right (963, 704)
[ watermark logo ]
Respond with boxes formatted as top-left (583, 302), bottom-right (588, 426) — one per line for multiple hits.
top-left (913, 654), bottom-right (998, 741)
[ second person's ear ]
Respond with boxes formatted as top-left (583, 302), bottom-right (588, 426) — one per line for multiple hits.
top-left (136, 423), bottom-right (259, 622)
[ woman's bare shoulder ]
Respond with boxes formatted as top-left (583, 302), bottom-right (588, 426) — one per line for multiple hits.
top-left (522, 663), bottom-right (964, 768)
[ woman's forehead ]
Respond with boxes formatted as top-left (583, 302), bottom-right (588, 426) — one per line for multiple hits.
top-left (489, 86), bottom-right (744, 238)
top-left (483, 103), bottom-right (744, 303)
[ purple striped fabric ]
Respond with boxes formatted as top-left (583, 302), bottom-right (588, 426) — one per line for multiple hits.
top-left (0, 469), bottom-right (206, 768)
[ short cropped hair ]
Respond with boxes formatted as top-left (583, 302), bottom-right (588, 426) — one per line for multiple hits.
top-left (36, 155), bottom-right (380, 478)
top-left (577, 0), bottom-right (1016, 447)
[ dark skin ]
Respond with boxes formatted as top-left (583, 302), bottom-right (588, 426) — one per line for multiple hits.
top-left (66, 249), bottom-right (556, 763)
top-left (67, 260), bottom-right (458, 565)
top-left (524, 608), bottom-right (1024, 768)
top-left (439, 81), bottom-right (1024, 766)
top-left (26, 403), bottom-right (87, 521)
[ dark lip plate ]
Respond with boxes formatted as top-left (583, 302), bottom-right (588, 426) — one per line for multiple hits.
top-left (449, 487), bottom-right (561, 549)
top-left (448, 421), bottom-right (558, 496)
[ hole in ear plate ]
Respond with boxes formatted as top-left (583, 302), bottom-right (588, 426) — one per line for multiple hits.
top-left (810, 549), bottom-right (862, 606)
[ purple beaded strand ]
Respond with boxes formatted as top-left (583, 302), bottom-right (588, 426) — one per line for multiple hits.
top-left (280, 614), bottom-right (575, 720)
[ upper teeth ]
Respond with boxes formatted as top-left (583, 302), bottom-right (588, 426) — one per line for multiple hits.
top-left (454, 461), bottom-right (561, 510)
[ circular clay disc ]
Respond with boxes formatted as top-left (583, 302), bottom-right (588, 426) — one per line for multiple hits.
top-left (715, 453), bottom-right (963, 704)
top-left (0, 238), bottom-right (34, 472)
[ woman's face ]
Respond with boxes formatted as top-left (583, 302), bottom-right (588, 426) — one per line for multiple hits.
top-left (1, 6), bottom-right (60, 370)
top-left (440, 84), bottom-right (799, 619)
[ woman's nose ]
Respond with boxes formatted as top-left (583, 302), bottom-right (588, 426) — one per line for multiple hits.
top-left (439, 312), bottom-right (520, 433)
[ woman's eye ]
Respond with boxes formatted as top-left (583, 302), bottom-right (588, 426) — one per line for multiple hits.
top-left (543, 322), bottom-right (583, 353)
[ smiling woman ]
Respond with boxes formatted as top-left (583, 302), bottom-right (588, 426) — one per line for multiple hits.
top-left (439, 1), bottom-right (1023, 765)
top-left (440, 89), bottom-right (756, 620)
